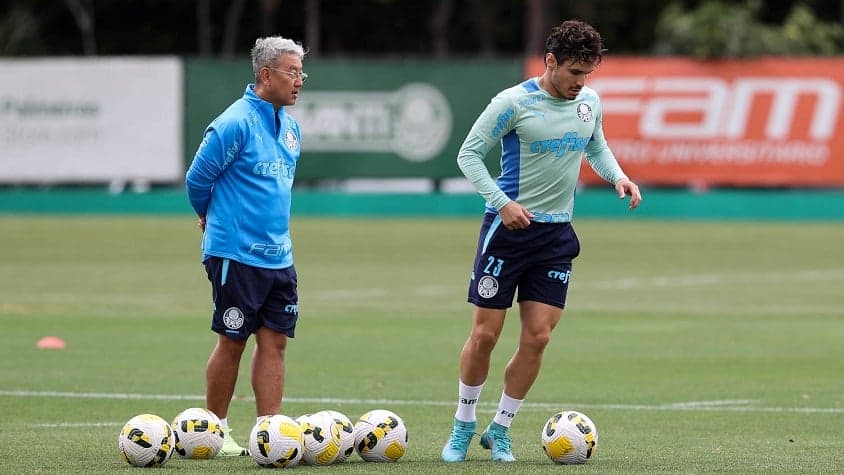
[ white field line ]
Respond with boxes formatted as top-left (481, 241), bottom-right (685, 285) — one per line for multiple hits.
top-left (663, 399), bottom-right (757, 408)
top-left (586, 269), bottom-right (844, 290)
top-left (5, 390), bottom-right (844, 417)
top-left (571, 301), bottom-right (844, 316)
top-left (308, 288), bottom-right (389, 300)
top-left (35, 422), bottom-right (123, 428)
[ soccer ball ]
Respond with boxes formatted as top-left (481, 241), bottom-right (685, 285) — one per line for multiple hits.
top-left (171, 407), bottom-right (225, 459)
top-left (249, 415), bottom-right (304, 468)
top-left (118, 413), bottom-right (176, 467)
top-left (541, 410), bottom-right (598, 464)
top-left (296, 412), bottom-right (342, 465)
top-left (354, 409), bottom-right (408, 462)
top-left (315, 410), bottom-right (355, 463)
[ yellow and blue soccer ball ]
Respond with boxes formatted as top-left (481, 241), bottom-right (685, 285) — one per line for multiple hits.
top-left (248, 415), bottom-right (304, 468)
top-left (353, 409), bottom-right (408, 462)
top-left (315, 410), bottom-right (356, 463)
top-left (118, 413), bottom-right (175, 467)
top-left (296, 412), bottom-right (342, 465)
top-left (541, 410), bottom-right (598, 464)
top-left (170, 407), bottom-right (225, 459)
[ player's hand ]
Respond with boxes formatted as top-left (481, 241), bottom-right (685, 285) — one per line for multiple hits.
top-left (615, 178), bottom-right (642, 210)
top-left (499, 201), bottom-right (533, 230)
top-left (197, 215), bottom-right (206, 232)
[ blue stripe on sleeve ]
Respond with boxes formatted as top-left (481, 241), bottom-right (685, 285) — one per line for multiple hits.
top-left (497, 130), bottom-right (521, 200)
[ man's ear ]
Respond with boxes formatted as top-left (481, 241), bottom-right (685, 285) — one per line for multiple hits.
top-left (258, 67), bottom-right (271, 85)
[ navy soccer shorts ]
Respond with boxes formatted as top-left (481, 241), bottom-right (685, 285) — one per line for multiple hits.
top-left (204, 257), bottom-right (299, 340)
top-left (467, 213), bottom-right (580, 309)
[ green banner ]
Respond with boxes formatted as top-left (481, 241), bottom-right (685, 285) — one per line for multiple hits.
top-left (184, 59), bottom-right (523, 179)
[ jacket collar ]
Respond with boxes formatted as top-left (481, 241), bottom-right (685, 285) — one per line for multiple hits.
top-left (243, 84), bottom-right (283, 127)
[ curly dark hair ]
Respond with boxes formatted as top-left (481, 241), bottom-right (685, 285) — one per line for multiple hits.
top-left (544, 20), bottom-right (605, 66)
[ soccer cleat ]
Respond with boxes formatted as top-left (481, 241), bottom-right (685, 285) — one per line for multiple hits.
top-left (479, 422), bottom-right (515, 462)
top-left (219, 427), bottom-right (250, 456)
top-left (441, 418), bottom-right (476, 462)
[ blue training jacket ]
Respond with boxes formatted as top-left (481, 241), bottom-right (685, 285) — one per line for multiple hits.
top-left (185, 84), bottom-right (301, 269)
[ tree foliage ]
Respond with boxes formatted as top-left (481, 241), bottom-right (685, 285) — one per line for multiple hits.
top-left (653, 0), bottom-right (844, 59)
top-left (0, 0), bottom-right (841, 58)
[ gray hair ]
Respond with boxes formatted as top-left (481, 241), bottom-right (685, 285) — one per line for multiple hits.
top-left (251, 36), bottom-right (306, 79)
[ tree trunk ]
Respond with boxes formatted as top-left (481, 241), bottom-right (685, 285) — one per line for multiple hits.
top-left (220, 0), bottom-right (247, 59)
top-left (563, 0), bottom-right (596, 22)
top-left (305, 0), bottom-right (320, 56)
top-left (525, 0), bottom-right (550, 57)
top-left (196, 0), bottom-right (213, 57)
top-left (468, 0), bottom-right (494, 58)
top-left (64, 0), bottom-right (96, 55)
top-left (0, 6), bottom-right (38, 55)
top-left (259, 0), bottom-right (282, 36)
top-left (429, 0), bottom-right (453, 59)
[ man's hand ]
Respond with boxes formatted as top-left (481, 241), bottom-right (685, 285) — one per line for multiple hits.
top-left (615, 178), bottom-right (642, 210)
top-left (197, 215), bottom-right (206, 232)
top-left (499, 201), bottom-right (534, 230)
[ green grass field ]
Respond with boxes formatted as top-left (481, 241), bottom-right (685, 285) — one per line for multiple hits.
top-left (1, 215), bottom-right (843, 473)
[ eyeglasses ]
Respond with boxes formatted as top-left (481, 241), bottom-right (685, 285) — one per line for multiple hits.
top-left (267, 67), bottom-right (308, 83)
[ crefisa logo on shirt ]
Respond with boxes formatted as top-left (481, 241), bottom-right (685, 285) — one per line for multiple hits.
top-left (284, 128), bottom-right (299, 151)
top-left (576, 103), bottom-right (593, 122)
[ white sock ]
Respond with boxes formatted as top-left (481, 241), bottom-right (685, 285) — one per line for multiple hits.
top-left (454, 380), bottom-right (484, 422)
top-left (492, 392), bottom-right (523, 428)
top-left (220, 417), bottom-right (229, 429)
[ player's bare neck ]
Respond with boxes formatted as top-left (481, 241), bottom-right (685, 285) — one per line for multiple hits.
top-left (539, 75), bottom-right (565, 99)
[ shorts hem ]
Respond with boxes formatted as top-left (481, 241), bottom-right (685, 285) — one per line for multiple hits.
top-left (263, 323), bottom-right (296, 338)
top-left (516, 297), bottom-right (566, 310)
top-left (212, 327), bottom-right (250, 340)
top-left (467, 298), bottom-right (512, 310)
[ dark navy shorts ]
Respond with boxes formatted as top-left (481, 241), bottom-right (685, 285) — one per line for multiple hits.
top-left (467, 213), bottom-right (580, 309)
top-left (204, 257), bottom-right (299, 340)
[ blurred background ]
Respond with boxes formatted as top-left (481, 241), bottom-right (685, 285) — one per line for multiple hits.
top-left (2, 0), bottom-right (844, 218)
top-left (4, 5), bottom-right (844, 473)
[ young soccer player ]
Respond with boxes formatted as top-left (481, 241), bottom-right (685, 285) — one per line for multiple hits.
top-left (441, 19), bottom-right (641, 463)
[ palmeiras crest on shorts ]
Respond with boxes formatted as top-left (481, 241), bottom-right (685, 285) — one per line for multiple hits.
top-left (284, 128), bottom-right (299, 152)
top-left (223, 307), bottom-right (245, 329)
top-left (477, 275), bottom-right (499, 298)
top-left (576, 103), bottom-right (592, 122)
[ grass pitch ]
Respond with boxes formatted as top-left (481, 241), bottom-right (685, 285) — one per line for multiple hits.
top-left (1, 215), bottom-right (843, 473)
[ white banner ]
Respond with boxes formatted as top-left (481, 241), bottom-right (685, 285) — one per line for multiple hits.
top-left (0, 57), bottom-right (183, 184)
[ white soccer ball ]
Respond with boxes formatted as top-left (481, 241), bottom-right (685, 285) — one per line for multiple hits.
top-left (353, 409), bottom-right (408, 462)
top-left (541, 410), bottom-right (598, 464)
top-left (249, 415), bottom-right (304, 468)
top-left (170, 407), bottom-right (225, 459)
top-left (118, 413), bottom-right (176, 467)
top-left (296, 412), bottom-right (342, 465)
top-left (315, 410), bottom-right (355, 463)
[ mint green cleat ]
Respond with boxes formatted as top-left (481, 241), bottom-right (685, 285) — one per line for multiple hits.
top-left (441, 418), bottom-right (476, 462)
top-left (479, 422), bottom-right (515, 462)
top-left (219, 427), bottom-right (250, 456)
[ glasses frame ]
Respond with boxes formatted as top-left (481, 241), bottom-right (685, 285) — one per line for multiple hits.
top-left (266, 67), bottom-right (308, 83)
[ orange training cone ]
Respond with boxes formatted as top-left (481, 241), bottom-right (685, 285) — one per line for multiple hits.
top-left (36, 336), bottom-right (66, 349)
